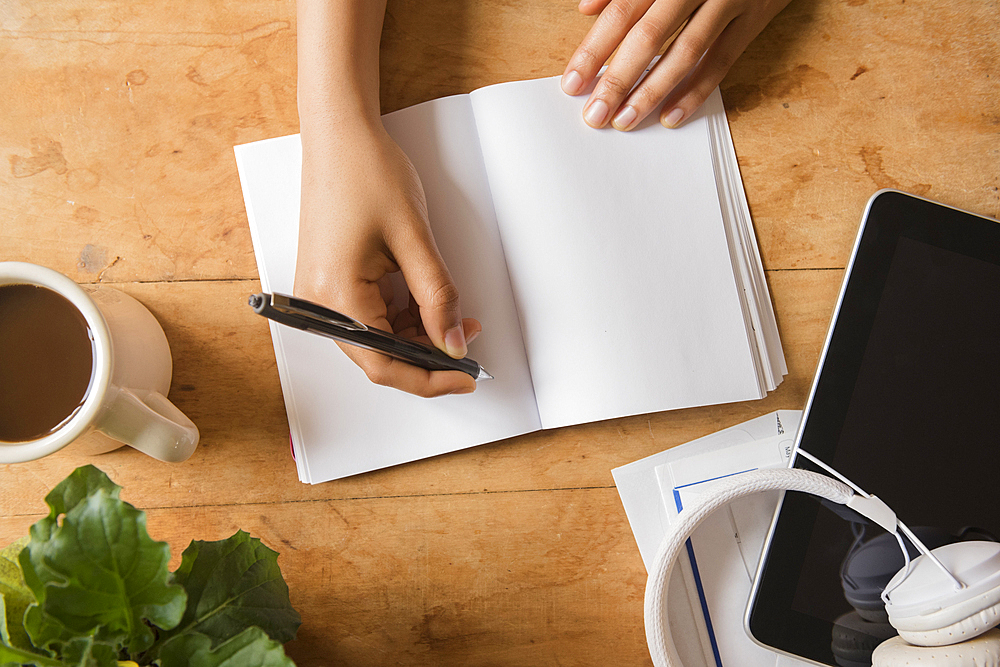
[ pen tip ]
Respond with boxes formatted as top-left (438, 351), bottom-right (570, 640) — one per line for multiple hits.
top-left (477, 367), bottom-right (494, 381)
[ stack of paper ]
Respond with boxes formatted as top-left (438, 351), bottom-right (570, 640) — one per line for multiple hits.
top-left (235, 75), bottom-right (786, 483)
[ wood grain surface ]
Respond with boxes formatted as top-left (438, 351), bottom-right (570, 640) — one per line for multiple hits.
top-left (1, 0), bottom-right (998, 665)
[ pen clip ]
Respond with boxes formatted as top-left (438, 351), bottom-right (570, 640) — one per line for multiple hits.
top-left (269, 293), bottom-right (369, 332)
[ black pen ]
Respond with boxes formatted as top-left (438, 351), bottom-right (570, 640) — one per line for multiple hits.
top-left (248, 292), bottom-right (494, 381)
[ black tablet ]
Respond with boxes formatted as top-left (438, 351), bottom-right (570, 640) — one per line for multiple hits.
top-left (746, 190), bottom-right (1000, 666)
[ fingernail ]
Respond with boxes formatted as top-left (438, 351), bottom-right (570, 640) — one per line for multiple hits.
top-left (466, 329), bottom-right (481, 344)
top-left (448, 386), bottom-right (475, 395)
top-left (562, 70), bottom-right (584, 95)
top-left (663, 107), bottom-right (685, 128)
top-left (613, 105), bottom-right (638, 131)
top-left (584, 99), bottom-right (610, 127)
top-left (444, 325), bottom-right (467, 358)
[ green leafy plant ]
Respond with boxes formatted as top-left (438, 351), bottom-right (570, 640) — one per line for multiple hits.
top-left (0, 466), bottom-right (301, 667)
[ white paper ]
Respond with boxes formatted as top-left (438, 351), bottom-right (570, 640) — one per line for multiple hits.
top-left (235, 75), bottom-right (785, 483)
top-left (235, 96), bottom-right (540, 482)
top-left (706, 98), bottom-right (786, 390)
top-left (471, 80), bottom-right (761, 429)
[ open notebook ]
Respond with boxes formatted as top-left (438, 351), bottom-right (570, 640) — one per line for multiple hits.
top-left (235, 75), bottom-right (785, 483)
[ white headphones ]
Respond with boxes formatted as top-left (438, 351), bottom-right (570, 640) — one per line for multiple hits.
top-left (643, 464), bottom-right (1000, 667)
top-left (840, 526), bottom-right (954, 623)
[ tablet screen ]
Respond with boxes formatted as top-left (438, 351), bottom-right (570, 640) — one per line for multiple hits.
top-left (747, 192), bottom-right (1000, 666)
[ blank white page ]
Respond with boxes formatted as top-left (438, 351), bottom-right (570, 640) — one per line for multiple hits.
top-left (235, 94), bottom-right (540, 483)
top-left (470, 77), bottom-right (760, 429)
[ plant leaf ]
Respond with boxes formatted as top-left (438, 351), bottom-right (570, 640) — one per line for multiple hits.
top-left (41, 467), bottom-right (121, 520)
top-left (19, 467), bottom-right (186, 656)
top-left (158, 628), bottom-right (295, 667)
top-left (19, 467), bottom-right (121, 605)
top-left (160, 531), bottom-right (300, 647)
top-left (0, 539), bottom-right (33, 651)
top-left (58, 637), bottom-right (118, 667)
top-left (0, 598), bottom-right (62, 667)
top-left (17, 467), bottom-right (123, 656)
top-left (21, 605), bottom-right (76, 655)
top-left (0, 641), bottom-right (63, 667)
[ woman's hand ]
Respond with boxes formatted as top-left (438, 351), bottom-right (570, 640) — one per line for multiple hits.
top-left (561, 0), bottom-right (791, 130)
top-left (294, 124), bottom-right (481, 398)
top-left (295, 0), bottom-right (479, 398)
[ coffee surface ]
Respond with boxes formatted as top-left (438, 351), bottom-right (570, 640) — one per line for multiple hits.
top-left (0, 284), bottom-right (94, 442)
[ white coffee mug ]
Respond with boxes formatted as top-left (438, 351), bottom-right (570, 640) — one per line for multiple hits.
top-left (0, 262), bottom-right (199, 463)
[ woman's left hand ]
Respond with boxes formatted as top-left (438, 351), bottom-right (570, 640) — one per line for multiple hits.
top-left (561, 0), bottom-right (792, 131)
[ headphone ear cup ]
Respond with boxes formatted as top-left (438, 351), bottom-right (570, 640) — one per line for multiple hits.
top-left (871, 628), bottom-right (1000, 667)
top-left (843, 534), bottom-right (904, 623)
top-left (842, 528), bottom-right (956, 623)
top-left (896, 599), bottom-right (1000, 648)
top-left (831, 611), bottom-right (897, 666)
top-left (885, 542), bottom-right (1000, 647)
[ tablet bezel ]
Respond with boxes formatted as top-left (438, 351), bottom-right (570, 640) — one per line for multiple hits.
top-left (743, 189), bottom-right (1000, 665)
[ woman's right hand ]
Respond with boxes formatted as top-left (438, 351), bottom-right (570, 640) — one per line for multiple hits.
top-left (294, 123), bottom-right (481, 398)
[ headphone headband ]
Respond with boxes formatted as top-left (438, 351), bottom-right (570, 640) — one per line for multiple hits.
top-left (643, 468), bottom-right (855, 667)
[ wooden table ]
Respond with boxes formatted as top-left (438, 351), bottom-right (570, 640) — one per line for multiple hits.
top-left (1, 1), bottom-right (997, 664)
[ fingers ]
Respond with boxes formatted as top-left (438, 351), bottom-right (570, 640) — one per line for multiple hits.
top-left (324, 293), bottom-right (481, 398)
top-left (463, 319), bottom-right (482, 344)
top-left (657, 12), bottom-right (770, 128)
top-left (389, 223), bottom-right (471, 360)
top-left (578, 0), bottom-right (614, 16)
top-left (563, 0), bottom-right (774, 132)
top-left (563, 0), bottom-right (701, 127)
top-left (341, 314), bottom-right (481, 398)
top-left (294, 224), bottom-right (480, 398)
top-left (562, 0), bottom-right (656, 100)
top-left (612, 0), bottom-right (738, 130)
top-left (346, 261), bottom-right (482, 397)
top-left (315, 283), bottom-right (481, 398)
top-left (340, 342), bottom-right (477, 398)
top-left (589, 0), bottom-right (715, 129)
top-left (392, 305), bottom-right (481, 347)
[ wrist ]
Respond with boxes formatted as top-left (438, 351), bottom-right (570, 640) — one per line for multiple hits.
top-left (297, 71), bottom-right (382, 122)
top-left (299, 114), bottom-right (388, 165)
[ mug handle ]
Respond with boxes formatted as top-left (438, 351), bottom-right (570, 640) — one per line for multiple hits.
top-left (97, 387), bottom-right (200, 462)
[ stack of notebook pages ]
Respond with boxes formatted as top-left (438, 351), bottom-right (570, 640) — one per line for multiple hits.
top-left (235, 74), bottom-right (786, 483)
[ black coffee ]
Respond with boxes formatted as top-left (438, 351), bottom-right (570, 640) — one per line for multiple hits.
top-left (0, 284), bottom-right (94, 442)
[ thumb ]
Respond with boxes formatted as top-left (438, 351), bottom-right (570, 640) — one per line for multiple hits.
top-left (392, 226), bottom-right (468, 359)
